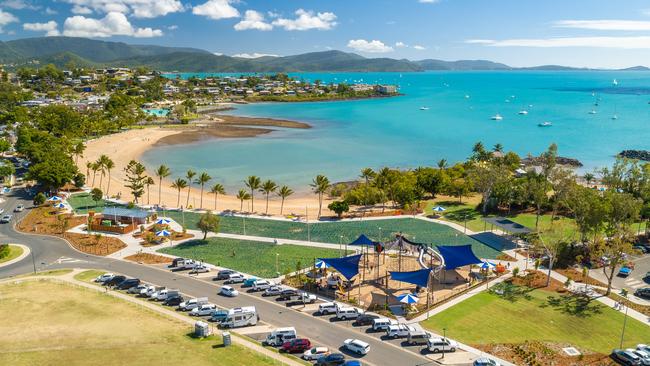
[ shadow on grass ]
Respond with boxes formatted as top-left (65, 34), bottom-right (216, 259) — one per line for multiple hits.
top-left (172, 239), bottom-right (210, 249)
top-left (489, 282), bottom-right (534, 302)
top-left (443, 207), bottom-right (481, 222)
top-left (542, 293), bottom-right (602, 317)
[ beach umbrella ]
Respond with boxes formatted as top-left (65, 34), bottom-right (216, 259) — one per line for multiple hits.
top-left (48, 196), bottom-right (62, 201)
top-left (477, 261), bottom-right (496, 270)
top-left (432, 206), bottom-right (446, 212)
top-left (396, 293), bottom-right (419, 304)
top-left (155, 218), bottom-right (171, 225)
top-left (315, 259), bottom-right (330, 269)
top-left (54, 203), bottom-right (66, 209)
top-left (156, 230), bottom-right (172, 237)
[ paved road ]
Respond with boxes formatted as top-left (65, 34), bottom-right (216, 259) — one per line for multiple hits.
top-left (0, 189), bottom-right (441, 366)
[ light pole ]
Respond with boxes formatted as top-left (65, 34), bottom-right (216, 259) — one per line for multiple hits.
top-left (619, 289), bottom-right (629, 348)
top-left (31, 249), bottom-right (36, 273)
top-left (275, 253), bottom-right (280, 277)
top-left (442, 327), bottom-right (447, 359)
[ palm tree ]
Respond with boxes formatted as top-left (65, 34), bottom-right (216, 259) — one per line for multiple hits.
top-left (72, 142), bottom-right (85, 165)
top-left (245, 175), bottom-right (261, 212)
top-left (583, 172), bottom-right (595, 186)
top-left (195, 172), bottom-right (212, 209)
top-left (144, 176), bottom-right (155, 205)
top-left (493, 143), bottom-right (504, 152)
top-left (259, 179), bottom-right (278, 215)
top-left (360, 168), bottom-right (375, 185)
top-left (155, 165), bottom-right (171, 205)
top-left (185, 169), bottom-right (196, 208)
top-left (311, 174), bottom-right (330, 218)
top-left (90, 161), bottom-right (100, 186)
top-left (277, 185), bottom-right (294, 215)
top-left (437, 159), bottom-right (448, 170)
top-left (85, 161), bottom-right (92, 182)
top-left (236, 189), bottom-right (251, 212)
top-left (210, 183), bottom-right (226, 210)
top-left (103, 157), bottom-right (115, 197)
top-left (96, 156), bottom-right (107, 190)
top-left (171, 178), bottom-right (187, 208)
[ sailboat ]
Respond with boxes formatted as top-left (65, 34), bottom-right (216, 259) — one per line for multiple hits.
top-left (589, 109), bottom-right (597, 115)
top-left (420, 106), bottom-right (429, 111)
top-left (538, 121), bottom-right (552, 127)
top-left (491, 113), bottom-right (503, 121)
top-left (518, 110), bottom-right (528, 115)
top-left (612, 79), bottom-right (619, 86)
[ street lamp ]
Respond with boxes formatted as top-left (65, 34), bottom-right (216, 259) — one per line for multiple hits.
top-left (619, 289), bottom-right (629, 348)
top-left (275, 253), bottom-right (280, 276)
top-left (442, 327), bottom-right (447, 359)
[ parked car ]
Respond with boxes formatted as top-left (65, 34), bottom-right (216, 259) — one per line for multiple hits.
top-left (281, 338), bottom-right (311, 353)
top-left (386, 324), bottom-right (416, 339)
top-left (139, 285), bottom-right (156, 297)
top-left (220, 285), bottom-right (239, 297)
top-left (336, 307), bottom-right (362, 320)
top-left (116, 278), bottom-right (140, 290)
top-left (343, 339), bottom-right (370, 355)
top-left (104, 275), bottom-right (126, 287)
top-left (639, 345), bottom-right (650, 353)
top-left (371, 318), bottom-right (397, 332)
top-left (14, 204), bottom-right (24, 212)
top-left (278, 291), bottom-right (316, 303)
top-left (627, 349), bottom-right (650, 366)
top-left (169, 257), bottom-right (186, 268)
top-left (252, 279), bottom-right (273, 291)
top-left (635, 288), bottom-right (650, 300)
top-left (427, 337), bottom-right (458, 353)
top-left (315, 353), bottom-right (346, 366)
top-left (264, 327), bottom-right (297, 347)
top-left (190, 304), bottom-right (217, 316)
top-left (342, 361), bottom-right (362, 366)
top-left (149, 287), bottom-right (167, 299)
top-left (303, 347), bottom-right (330, 361)
top-left (262, 285), bottom-right (284, 297)
top-left (128, 283), bottom-right (148, 294)
top-left (156, 289), bottom-right (180, 301)
top-left (353, 314), bottom-right (380, 326)
top-left (224, 273), bottom-right (246, 284)
top-left (210, 309), bottom-right (230, 323)
top-left (618, 266), bottom-right (633, 277)
top-left (318, 302), bottom-right (339, 315)
top-left (634, 245), bottom-right (650, 254)
top-left (163, 295), bottom-right (184, 306)
top-left (179, 297), bottom-right (209, 311)
top-left (171, 260), bottom-right (196, 272)
top-left (407, 330), bottom-right (431, 346)
top-left (611, 349), bottom-right (642, 365)
top-left (0, 214), bottom-right (11, 223)
top-left (242, 277), bottom-right (259, 287)
top-left (276, 289), bottom-right (299, 301)
top-left (94, 273), bottom-right (114, 283)
top-left (214, 269), bottom-right (236, 280)
top-left (474, 358), bottom-right (501, 366)
top-left (189, 264), bottom-right (210, 274)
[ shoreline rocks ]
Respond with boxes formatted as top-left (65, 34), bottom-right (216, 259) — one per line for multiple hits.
top-left (618, 150), bottom-right (650, 161)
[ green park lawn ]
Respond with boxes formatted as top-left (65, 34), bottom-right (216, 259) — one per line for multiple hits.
top-left (160, 237), bottom-right (350, 278)
top-left (0, 280), bottom-right (282, 366)
top-left (0, 244), bottom-right (23, 264)
top-left (421, 288), bottom-right (650, 354)
top-left (67, 192), bottom-right (123, 214)
top-left (73, 269), bottom-right (105, 282)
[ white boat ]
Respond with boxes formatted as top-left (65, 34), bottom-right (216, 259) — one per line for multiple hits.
top-left (420, 106), bottom-right (429, 111)
top-left (589, 110), bottom-right (597, 114)
top-left (518, 110), bottom-right (528, 115)
top-left (538, 121), bottom-right (552, 127)
top-left (612, 114), bottom-right (618, 120)
top-left (491, 114), bottom-right (503, 121)
top-left (612, 79), bottom-right (618, 86)
top-left (464, 94), bottom-right (470, 99)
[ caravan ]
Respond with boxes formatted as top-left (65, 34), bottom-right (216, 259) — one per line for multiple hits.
top-left (221, 306), bottom-right (258, 329)
top-left (263, 327), bottom-right (297, 347)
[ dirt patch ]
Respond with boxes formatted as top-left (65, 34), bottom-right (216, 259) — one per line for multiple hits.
top-left (556, 268), bottom-right (607, 288)
top-left (476, 341), bottom-right (612, 366)
top-left (511, 271), bottom-right (568, 293)
top-left (64, 233), bottom-right (126, 256)
top-left (497, 252), bottom-right (518, 262)
top-left (124, 253), bottom-right (172, 264)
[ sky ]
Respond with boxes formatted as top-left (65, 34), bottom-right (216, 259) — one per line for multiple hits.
top-left (2, 0), bottom-right (650, 68)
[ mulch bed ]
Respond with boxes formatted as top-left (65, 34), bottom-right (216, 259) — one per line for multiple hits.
top-left (125, 253), bottom-right (172, 264)
top-left (64, 232), bottom-right (126, 255)
top-left (475, 341), bottom-right (612, 366)
top-left (555, 268), bottom-right (607, 288)
top-left (510, 271), bottom-right (567, 293)
top-left (497, 252), bottom-right (518, 262)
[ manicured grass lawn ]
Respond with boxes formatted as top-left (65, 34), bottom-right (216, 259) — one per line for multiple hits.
top-left (0, 244), bottom-right (23, 264)
top-left (74, 269), bottom-right (105, 282)
top-left (67, 193), bottom-right (124, 214)
top-left (421, 289), bottom-right (650, 353)
top-left (162, 211), bottom-right (501, 259)
top-left (160, 237), bottom-right (350, 278)
top-left (0, 280), bottom-right (282, 366)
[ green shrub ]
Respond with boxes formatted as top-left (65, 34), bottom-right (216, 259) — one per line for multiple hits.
top-left (0, 244), bottom-right (9, 259)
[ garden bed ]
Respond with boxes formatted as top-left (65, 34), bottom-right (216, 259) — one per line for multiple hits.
top-left (125, 253), bottom-right (172, 264)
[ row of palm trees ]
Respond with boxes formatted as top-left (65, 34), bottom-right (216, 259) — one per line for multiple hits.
top-left (156, 166), bottom-right (226, 210)
top-left (85, 154), bottom-right (115, 197)
top-left (236, 176), bottom-right (294, 215)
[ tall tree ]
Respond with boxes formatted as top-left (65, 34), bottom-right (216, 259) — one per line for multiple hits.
top-left (437, 159), bottom-right (448, 170)
top-left (260, 179), bottom-right (278, 215)
top-left (185, 169), bottom-right (196, 208)
top-left (123, 160), bottom-right (147, 203)
top-left (524, 171), bottom-right (551, 229)
top-left (277, 185), bottom-right (294, 215)
top-left (155, 164), bottom-right (171, 205)
top-left (360, 168), bottom-right (375, 185)
top-left (245, 175), bottom-right (261, 212)
top-left (171, 178), bottom-right (187, 208)
top-left (197, 211), bottom-right (220, 240)
top-left (103, 156), bottom-right (115, 197)
top-left (236, 189), bottom-right (251, 212)
top-left (72, 142), bottom-right (85, 165)
top-left (144, 176), bottom-right (154, 205)
top-left (210, 183), bottom-right (226, 211)
top-left (311, 174), bottom-right (330, 218)
top-left (195, 172), bottom-right (211, 209)
top-left (90, 161), bottom-right (99, 186)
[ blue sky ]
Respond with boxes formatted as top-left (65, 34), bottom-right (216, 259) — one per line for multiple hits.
top-left (2, 0), bottom-right (650, 67)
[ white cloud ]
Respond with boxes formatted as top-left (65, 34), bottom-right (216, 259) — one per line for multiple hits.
top-left (466, 36), bottom-right (650, 49)
top-left (413, 44), bottom-right (426, 50)
top-left (0, 9), bottom-right (17, 33)
top-left (554, 19), bottom-right (650, 31)
top-left (1, 0), bottom-right (37, 10)
top-left (347, 39), bottom-right (393, 53)
top-left (167, 24), bottom-right (178, 30)
top-left (45, 6), bottom-right (57, 15)
top-left (234, 10), bottom-right (272, 31)
top-left (63, 12), bottom-right (163, 38)
top-left (192, 0), bottom-right (239, 20)
top-left (267, 11), bottom-right (279, 18)
top-left (63, 0), bottom-right (184, 18)
top-left (23, 20), bottom-right (59, 36)
top-left (395, 41), bottom-right (407, 47)
top-left (272, 9), bottom-right (336, 31)
top-left (232, 52), bottom-right (279, 58)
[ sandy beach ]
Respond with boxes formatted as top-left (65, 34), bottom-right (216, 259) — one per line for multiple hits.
top-left (79, 120), bottom-right (333, 218)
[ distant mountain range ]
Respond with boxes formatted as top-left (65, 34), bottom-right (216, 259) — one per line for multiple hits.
top-left (0, 36), bottom-right (647, 73)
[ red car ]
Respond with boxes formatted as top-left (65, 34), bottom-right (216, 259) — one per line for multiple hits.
top-left (281, 338), bottom-right (312, 353)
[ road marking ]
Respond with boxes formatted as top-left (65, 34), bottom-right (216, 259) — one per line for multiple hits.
top-left (55, 257), bottom-right (87, 264)
top-left (625, 279), bottom-right (644, 289)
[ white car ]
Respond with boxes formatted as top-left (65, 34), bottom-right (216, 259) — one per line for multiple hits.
top-left (627, 349), bottom-right (650, 366)
top-left (178, 297), bottom-right (208, 311)
top-left (149, 287), bottom-right (167, 299)
top-left (128, 283), bottom-right (148, 294)
top-left (318, 302), bottom-right (339, 315)
top-left (190, 304), bottom-right (217, 316)
top-left (252, 279), bottom-right (273, 291)
top-left (190, 264), bottom-right (210, 274)
top-left (14, 204), bottom-right (24, 212)
top-left (474, 358), bottom-right (501, 366)
top-left (0, 214), bottom-right (12, 223)
top-left (220, 286), bottom-right (239, 297)
top-left (224, 273), bottom-right (245, 284)
top-left (302, 346), bottom-right (330, 360)
top-left (94, 273), bottom-right (114, 283)
top-left (427, 337), bottom-right (458, 353)
top-left (343, 339), bottom-right (370, 355)
top-left (262, 285), bottom-right (283, 297)
top-left (386, 324), bottom-right (416, 339)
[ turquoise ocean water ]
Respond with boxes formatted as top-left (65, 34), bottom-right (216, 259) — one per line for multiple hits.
top-left (144, 71), bottom-right (650, 192)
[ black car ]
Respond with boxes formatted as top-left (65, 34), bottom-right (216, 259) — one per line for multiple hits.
top-left (277, 289), bottom-right (299, 301)
top-left (316, 353), bottom-right (346, 366)
top-left (611, 349), bottom-right (641, 365)
top-left (116, 278), bottom-right (140, 290)
top-left (635, 288), bottom-right (650, 300)
top-left (104, 275), bottom-right (126, 287)
top-left (163, 295), bottom-right (184, 306)
top-left (214, 270), bottom-right (235, 281)
top-left (169, 257), bottom-right (186, 268)
top-left (353, 314), bottom-right (380, 326)
top-left (634, 245), bottom-right (650, 254)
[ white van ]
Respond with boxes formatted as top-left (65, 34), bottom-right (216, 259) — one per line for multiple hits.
top-left (179, 297), bottom-right (208, 311)
top-left (221, 306), bottom-right (258, 329)
top-left (335, 307), bottom-right (362, 320)
top-left (264, 327), bottom-right (297, 346)
top-left (372, 318), bottom-right (397, 332)
top-left (427, 337), bottom-right (458, 353)
top-left (318, 302), bottom-right (339, 315)
top-left (156, 289), bottom-right (179, 301)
